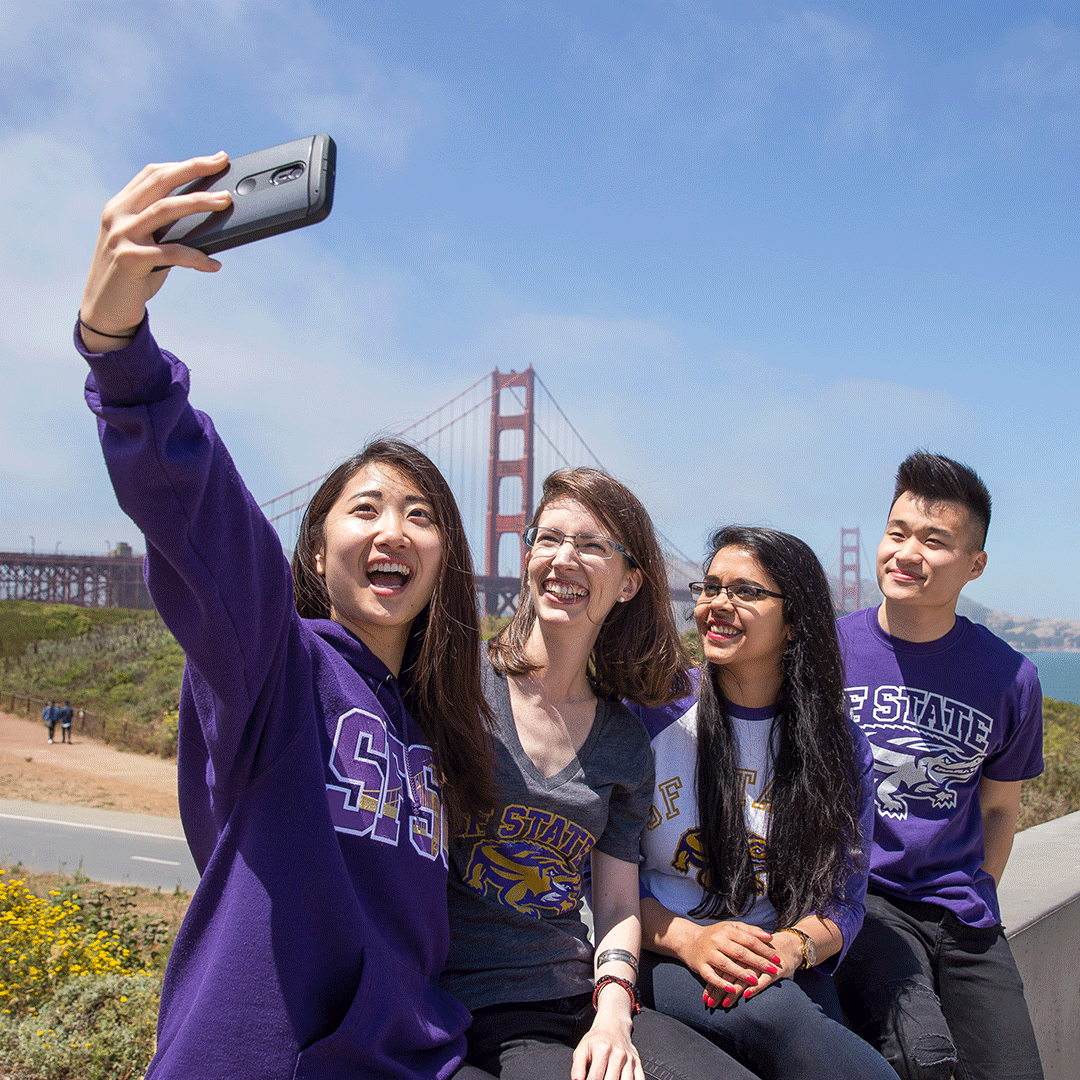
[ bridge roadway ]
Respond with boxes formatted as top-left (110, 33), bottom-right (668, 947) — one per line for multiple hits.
top-left (0, 550), bottom-right (151, 609)
top-left (0, 559), bottom-right (693, 618)
top-left (1, 796), bottom-right (1076, 1077)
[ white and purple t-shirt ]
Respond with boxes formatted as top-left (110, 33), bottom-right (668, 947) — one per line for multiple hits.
top-left (629, 680), bottom-right (876, 970)
top-left (838, 607), bottom-right (1044, 928)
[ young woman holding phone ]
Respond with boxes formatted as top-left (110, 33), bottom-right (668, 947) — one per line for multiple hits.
top-left (76, 153), bottom-right (495, 1080)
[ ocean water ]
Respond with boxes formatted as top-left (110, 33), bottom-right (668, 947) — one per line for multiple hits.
top-left (1024, 651), bottom-right (1080, 707)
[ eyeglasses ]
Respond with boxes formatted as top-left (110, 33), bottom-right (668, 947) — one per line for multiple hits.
top-left (523, 526), bottom-right (637, 566)
top-left (689, 581), bottom-right (784, 604)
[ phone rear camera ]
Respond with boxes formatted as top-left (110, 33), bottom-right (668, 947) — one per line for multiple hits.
top-left (235, 176), bottom-right (258, 195)
top-left (271, 163), bottom-right (306, 185)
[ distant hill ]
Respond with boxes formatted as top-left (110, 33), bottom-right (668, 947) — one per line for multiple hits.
top-left (834, 578), bottom-right (1080, 652)
top-left (970, 606), bottom-right (1080, 652)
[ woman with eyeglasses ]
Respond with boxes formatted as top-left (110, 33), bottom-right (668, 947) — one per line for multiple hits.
top-left (628, 526), bottom-right (899, 1080)
top-left (444, 473), bottom-right (756, 1080)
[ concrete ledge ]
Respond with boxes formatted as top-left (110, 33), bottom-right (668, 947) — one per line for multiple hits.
top-left (999, 809), bottom-right (1080, 1080)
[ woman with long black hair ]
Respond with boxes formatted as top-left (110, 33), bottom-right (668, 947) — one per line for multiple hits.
top-left (631, 526), bottom-right (899, 1080)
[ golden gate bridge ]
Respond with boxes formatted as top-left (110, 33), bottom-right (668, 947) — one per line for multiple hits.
top-left (1, 367), bottom-right (868, 616)
top-left (257, 366), bottom-right (705, 617)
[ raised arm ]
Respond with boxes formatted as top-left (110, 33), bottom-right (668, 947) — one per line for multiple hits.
top-left (77, 156), bottom-right (298, 789)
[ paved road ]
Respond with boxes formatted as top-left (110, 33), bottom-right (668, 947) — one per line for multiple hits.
top-left (0, 798), bottom-right (200, 892)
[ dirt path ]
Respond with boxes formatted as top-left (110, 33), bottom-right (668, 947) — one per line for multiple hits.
top-left (0, 710), bottom-right (179, 818)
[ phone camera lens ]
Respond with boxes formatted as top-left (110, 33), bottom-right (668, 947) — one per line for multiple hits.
top-left (271, 163), bottom-right (305, 185)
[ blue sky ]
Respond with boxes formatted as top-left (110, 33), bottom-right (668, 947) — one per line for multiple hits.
top-left (1, 1), bottom-right (1077, 620)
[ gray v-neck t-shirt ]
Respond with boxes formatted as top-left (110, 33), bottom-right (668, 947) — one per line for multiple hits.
top-left (441, 658), bottom-right (654, 1010)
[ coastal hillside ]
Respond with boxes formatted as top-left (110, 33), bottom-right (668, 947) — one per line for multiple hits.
top-left (966, 604), bottom-right (1080, 652)
top-left (843, 579), bottom-right (1080, 651)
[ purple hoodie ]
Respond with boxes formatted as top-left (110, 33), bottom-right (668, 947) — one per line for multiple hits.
top-left (79, 319), bottom-right (468, 1079)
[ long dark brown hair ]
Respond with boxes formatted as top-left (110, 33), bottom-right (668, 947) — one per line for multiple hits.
top-left (292, 439), bottom-right (494, 827)
top-left (692, 525), bottom-right (862, 926)
top-left (488, 467), bottom-right (692, 706)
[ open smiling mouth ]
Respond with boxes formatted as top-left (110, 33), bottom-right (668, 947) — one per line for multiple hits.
top-left (543, 579), bottom-right (588, 603)
top-left (367, 560), bottom-right (412, 590)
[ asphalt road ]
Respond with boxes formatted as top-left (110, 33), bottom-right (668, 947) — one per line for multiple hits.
top-left (0, 798), bottom-right (200, 892)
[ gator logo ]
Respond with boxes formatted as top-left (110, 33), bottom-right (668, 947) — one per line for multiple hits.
top-left (871, 736), bottom-right (982, 820)
top-left (747, 831), bottom-right (768, 896)
top-left (463, 839), bottom-right (581, 917)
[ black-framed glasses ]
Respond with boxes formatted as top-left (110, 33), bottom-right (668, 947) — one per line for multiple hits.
top-left (523, 526), bottom-right (637, 566)
top-left (689, 581), bottom-right (784, 604)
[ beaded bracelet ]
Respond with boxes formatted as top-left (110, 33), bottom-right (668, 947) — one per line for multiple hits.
top-left (592, 974), bottom-right (641, 1016)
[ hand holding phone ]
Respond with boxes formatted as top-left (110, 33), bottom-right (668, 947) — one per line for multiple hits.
top-left (79, 136), bottom-right (337, 350)
top-left (153, 134), bottom-right (336, 254)
top-left (79, 153), bottom-right (234, 346)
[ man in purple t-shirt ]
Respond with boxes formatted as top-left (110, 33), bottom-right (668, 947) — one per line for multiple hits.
top-left (834, 452), bottom-right (1044, 1080)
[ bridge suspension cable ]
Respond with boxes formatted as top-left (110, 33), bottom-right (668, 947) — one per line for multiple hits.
top-left (258, 365), bottom-right (697, 608)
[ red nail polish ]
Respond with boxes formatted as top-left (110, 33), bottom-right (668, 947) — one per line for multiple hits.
top-left (706, 996), bottom-right (716, 1009)
top-left (766, 965), bottom-right (778, 974)
top-left (747, 975), bottom-right (759, 985)
top-left (721, 997), bottom-right (731, 1008)
top-left (743, 988), bottom-right (753, 999)
top-left (702, 990), bottom-right (708, 1003)
top-left (772, 955), bottom-right (781, 964)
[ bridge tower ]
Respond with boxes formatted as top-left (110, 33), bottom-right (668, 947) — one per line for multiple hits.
top-left (840, 527), bottom-right (861, 614)
top-left (484, 368), bottom-right (535, 616)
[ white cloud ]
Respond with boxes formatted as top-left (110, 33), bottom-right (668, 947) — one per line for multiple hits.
top-left (559, 6), bottom-right (900, 155)
top-left (0, 0), bottom-right (445, 556)
top-left (978, 18), bottom-right (1080, 152)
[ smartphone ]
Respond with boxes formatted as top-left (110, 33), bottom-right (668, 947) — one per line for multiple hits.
top-left (154, 134), bottom-right (336, 254)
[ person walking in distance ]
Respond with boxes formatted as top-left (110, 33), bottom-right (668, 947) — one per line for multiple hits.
top-left (58, 700), bottom-right (74, 743)
top-left (43, 700), bottom-right (58, 744)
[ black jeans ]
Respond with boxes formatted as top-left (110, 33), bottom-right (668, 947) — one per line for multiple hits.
top-left (453, 992), bottom-right (758, 1080)
top-left (834, 892), bottom-right (1043, 1080)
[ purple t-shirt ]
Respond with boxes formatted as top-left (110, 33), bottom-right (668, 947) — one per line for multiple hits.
top-left (837, 607), bottom-right (1044, 928)
top-left (79, 319), bottom-right (468, 1080)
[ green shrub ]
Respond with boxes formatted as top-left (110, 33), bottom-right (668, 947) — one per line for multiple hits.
top-left (0, 971), bottom-right (159, 1080)
top-left (1018, 697), bottom-right (1080, 831)
top-left (1, 601), bottom-right (185, 756)
top-left (0, 868), bottom-right (176, 1079)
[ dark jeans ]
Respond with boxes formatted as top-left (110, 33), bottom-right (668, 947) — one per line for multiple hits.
top-left (834, 892), bottom-right (1043, 1080)
top-left (453, 992), bottom-right (758, 1080)
top-left (639, 950), bottom-right (899, 1080)
top-left (61, 724), bottom-right (72, 743)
